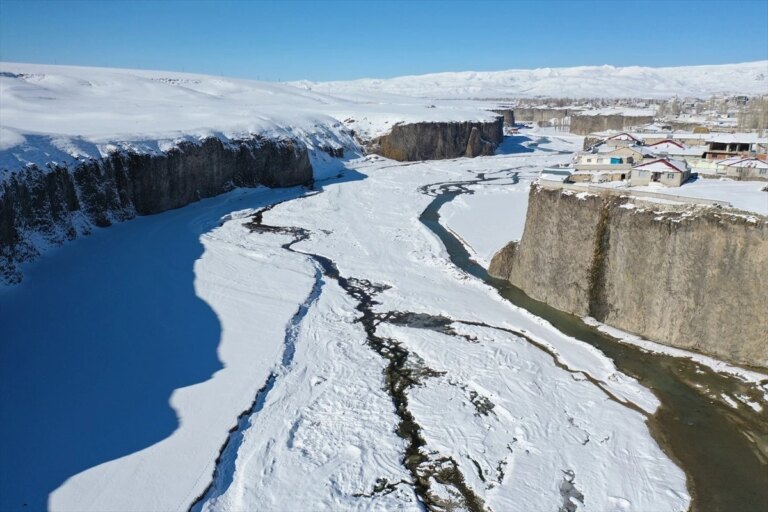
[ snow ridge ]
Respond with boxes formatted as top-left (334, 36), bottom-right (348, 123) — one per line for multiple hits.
top-left (292, 61), bottom-right (768, 99)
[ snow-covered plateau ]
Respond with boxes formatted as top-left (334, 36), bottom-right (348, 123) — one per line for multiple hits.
top-left (1, 63), bottom-right (766, 512)
top-left (0, 62), bottom-right (499, 173)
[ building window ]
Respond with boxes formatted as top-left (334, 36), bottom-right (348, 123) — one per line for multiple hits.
top-left (667, 173), bottom-right (675, 179)
top-left (760, 169), bottom-right (767, 175)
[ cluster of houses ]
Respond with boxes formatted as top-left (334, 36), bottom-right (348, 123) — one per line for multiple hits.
top-left (567, 129), bottom-right (768, 187)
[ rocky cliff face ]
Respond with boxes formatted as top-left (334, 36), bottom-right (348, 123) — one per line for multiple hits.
top-left (372, 118), bottom-right (504, 161)
top-left (570, 114), bottom-right (655, 135)
top-left (513, 108), bottom-right (576, 123)
top-left (489, 185), bottom-right (768, 368)
top-left (0, 136), bottom-right (312, 285)
top-left (491, 109), bottom-right (515, 126)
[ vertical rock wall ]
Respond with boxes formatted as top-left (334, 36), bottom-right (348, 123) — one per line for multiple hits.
top-left (372, 118), bottom-right (504, 161)
top-left (570, 114), bottom-right (655, 135)
top-left (0, 136), bottom-right (312, 285)
top-left (512, 108), bottom-right (577, 123)
top-left (491, 109), bottom-right (516, 126)
top-left (489, 185), bottom-right (768, 368)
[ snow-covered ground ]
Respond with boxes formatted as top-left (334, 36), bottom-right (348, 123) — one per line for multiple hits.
top-left (0, 185), bottom-right (320, 511)
top-left (292, 61), bottom-right (768, 99)
top-left (0, 138), bottom-right (691, 511)
top-left (3, 60), bottom-right (768, 176)
top-left (0, 62), bottom-right (499, 173)
top-left (2, 61), bottom-right (764, 511)
top-left (631, 178), bottom-right (768, 215)
top-left (189, 152), bottom-right (688, 511)
top-left (441, 128), bottom-right (583, 265)
top-left (441, 185), bottom-right (531, 265)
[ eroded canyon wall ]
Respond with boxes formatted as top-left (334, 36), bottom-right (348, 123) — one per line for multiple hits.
top-left (489, 185), bottom-right (768, 368)
top-left (491, 109), bottom-right (516, 127)
top-left (0, 136), bottom-right (312, 285)
top-left (372, 118), bottom-right (504, 161)
top-left (570, 114), bottom-right (655, 135)
top-left (513, 108), bottom-right (577, 123)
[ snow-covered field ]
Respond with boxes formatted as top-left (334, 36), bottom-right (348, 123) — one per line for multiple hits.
top-left (3, 60), bottom-right (767, 175)
top-left (190, 152), bottom-right (688, 511)
top-left (1, 138), bottom-right (692, 510)
top-left (441, 128), bottom-right (582, 265)
top-left (2, 61), bottom-right (765, 511)
top-left (632, 179), bottom-right (768, 215)
top-left (0, 185), bottom-right (319, 511)
top-left (0, 62), bottom-right (499, 173)
top-left (293, 61), bottom-right (768, 99)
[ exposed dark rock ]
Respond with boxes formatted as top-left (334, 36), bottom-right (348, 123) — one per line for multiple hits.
top-left (465, 126), bottom-right (496, 158)
top-left (490, 109), bottom-right (515, 126)
top-left (582, 136), bottom-right (603, 150)
top-left (487, 240), bottom-right (517, 280)
top-left (321, 145), bottom-right (344, 158)
top-left (0, 136), bottom-right (312, 285)
top-left (372, 118), bottom-right (503, 161)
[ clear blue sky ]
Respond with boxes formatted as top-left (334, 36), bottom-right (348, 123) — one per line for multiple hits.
top-left (1, 0), bottom-right (766, 81)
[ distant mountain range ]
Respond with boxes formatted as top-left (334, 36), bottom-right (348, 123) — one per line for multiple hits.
top-left (291, 61), bottom-right (768, 99)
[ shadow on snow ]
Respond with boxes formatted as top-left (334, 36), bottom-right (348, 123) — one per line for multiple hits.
top-left (494, 135), bottom-right (535, 155)
top-left (0, 168), bottom-right (366, 511)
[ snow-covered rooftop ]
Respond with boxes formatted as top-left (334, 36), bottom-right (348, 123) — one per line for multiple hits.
top-left (594, 130), bottom-right (768, 145)
top-left (577, 108), bottom-right (656, 117)
top-left (633, 158), bottom-right (689, 173)
top-left (646, 141), bottom-right (708, 156)
top-left (719, 158), bottom-right (768, 169)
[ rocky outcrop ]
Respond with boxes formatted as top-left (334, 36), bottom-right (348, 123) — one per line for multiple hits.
top-left (491, 109), bottom-right (515, 126)
top-left (570, 114), bottom-right (655, 135)
top-left (582, 136), bottom-right (603, 150)
top-left (372, 118), bottom-right (504, 161)
top-left (0, 136), bottom-right (312, 285)
top-left (489, 185), bottom-right (768, 368)
top-left (513, 108), bottom-right (578, 123)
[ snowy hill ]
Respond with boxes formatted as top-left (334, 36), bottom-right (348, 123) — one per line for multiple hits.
top-left (2, 60), bottom-right (766, 174)
top-left (292, 61), bottom-right (768, 99)
top-left (0, 62), bottom-right (498, 173)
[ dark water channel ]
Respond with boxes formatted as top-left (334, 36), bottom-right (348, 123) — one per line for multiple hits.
top-left (419, 173), bottom-right (768, 512)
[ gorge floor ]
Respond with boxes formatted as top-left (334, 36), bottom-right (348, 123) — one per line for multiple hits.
top-left (2, 133), bottom-right (765, 512)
